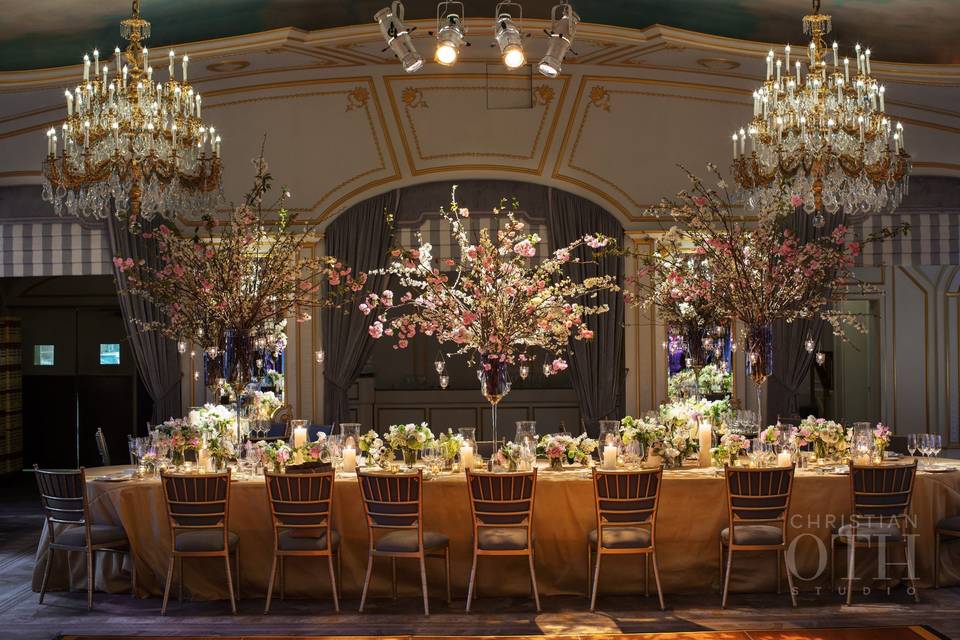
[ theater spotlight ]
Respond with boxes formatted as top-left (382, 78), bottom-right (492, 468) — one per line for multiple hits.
top-left (494, 2), bottom-right (525, 69)
top-left (538, 2), bottom-right (578, 78)
top-left (375, 1), bottom-right (423, 73)
top-left (435, 1), bottom-right (466, 66)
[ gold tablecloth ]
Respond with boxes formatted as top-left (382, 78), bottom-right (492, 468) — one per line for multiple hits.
top-left (32, 462), bottom-right (960, 600)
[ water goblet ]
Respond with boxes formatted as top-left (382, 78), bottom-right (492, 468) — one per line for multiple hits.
top-left (907, 433), bottom-right (918, 459)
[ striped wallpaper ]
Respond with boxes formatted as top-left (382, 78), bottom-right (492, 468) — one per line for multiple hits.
top-left (0, 222), bottom-right (112, 277)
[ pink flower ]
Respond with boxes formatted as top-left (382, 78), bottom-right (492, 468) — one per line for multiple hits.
top-left (550, 358), bottom-right (568, 373)
top-left (459, 207), bottom-right (470, 218)
top-left (692, 196), bottom-right (707, 207)
top-left (584, 235), bottom-right (608, 249)
top-left (368, 322), bottom-right (384, 339)
top-left (359, 303), bottom-right (371, 315)
top-left (790, 194), bottom-right (803, 208)
top-left (513, 239), bottom-right (536, 258)
top-left (554, 248), bottom-right (571, 263)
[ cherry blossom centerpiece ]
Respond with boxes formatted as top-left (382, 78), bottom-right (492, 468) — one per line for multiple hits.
top-left (362, 187), bottom-right (619, 444)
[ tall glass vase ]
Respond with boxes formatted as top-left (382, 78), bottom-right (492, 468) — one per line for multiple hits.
top-left (745, 323), bottom-right (774, 428)
top-left (479, 358), bottom-right (511, 447)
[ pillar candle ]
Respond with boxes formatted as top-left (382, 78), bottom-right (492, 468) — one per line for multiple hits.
top-left (293, 426), bottom-right (307, 448)
top-left (342, 446), bottom-right (358, 472)
top-left (459, 445), bottom-right (474, 471)
top-left (698, 421), bottom-right (712, 468)
top-left (777, 451), bottom-right (793, 467)
top-left (602, 445), bottom-right (618, 470)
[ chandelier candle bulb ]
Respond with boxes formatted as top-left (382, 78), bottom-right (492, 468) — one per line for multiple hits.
top-left (832, 41), bottom-right (838, 67)
top-left (64, 91), bottom-right (73, 117)
top-left (844, 57), bottom-right (849, 83)
top-left (879, 85), bottom-right (885, 111)
top-left (83, 54), bottom-right (90, 81)
top-left (796, 60), bottom-right (801, 83)
top-left (168, 50), bottom-right (174, 77)
top-left (809, 40), bottom-right (815, 63)
top-left (142, 47), bottom-right (148, 68)
top-left (784, 44), bottom-right (790, 67)
top-left (93, 49), bottom-right (99, 74)
top-left (776, 58), bottom-right (782, 82)
top-left (865, 48), bottom-right (871, 74)
top-left (732, 133), bottom-right (738, 158)
top-left (182, 55), bottom-right (188, 82)
top-left (114, 46), bottom-right (121, 74)
top-left (767, 50), bottom-right (773, 79)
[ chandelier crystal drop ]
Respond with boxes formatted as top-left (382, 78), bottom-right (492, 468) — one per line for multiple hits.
top-left (41, 0), bottom-right (223, 224)
top-left (731, 0), bottom-right (910, 223)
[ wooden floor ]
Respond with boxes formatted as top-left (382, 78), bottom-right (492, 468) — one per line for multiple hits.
top-left (3, 476), bottom-right (958, 640)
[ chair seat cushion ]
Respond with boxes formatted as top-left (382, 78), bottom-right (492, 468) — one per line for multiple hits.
top-left (588, 526), bottom-right (651, 549)
top-left (836, 523), bottom-right (902, 542)
top-left (278, 529), bottom-right (340, 551)
top-left (375, 530), bottom-right (449, 553)
top-left (477, 527), bottom-right (530, 550)
top-left (721, 524), bottom-right (783, 546)
top-left (175, 530), bottom-right (239, 552)
top-left (56, 524), bottom-right (128, 548)
top-left (938, 515), bottom-right (960, 533)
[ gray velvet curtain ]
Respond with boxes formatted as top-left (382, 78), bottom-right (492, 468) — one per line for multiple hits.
top-left (767, 210), bottom-right (846, 419)
top-left (106, 217), bottom-right (182, 425)
top-left (322, 191), bottom-right (395, 425)
top-left (547, 190), bottom-right (625, 434)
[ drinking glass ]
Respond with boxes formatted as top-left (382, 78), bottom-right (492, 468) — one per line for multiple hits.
top-left (421, 443), bottom-right (441, 473)
top-left (907, 433), bottom-right (918, 458)
top-left (918, 434), bottom-right (931, 468)
top-left (932, 434), bottom-right (943, 461)
top-left (519, 441), bottom-right (536, 471)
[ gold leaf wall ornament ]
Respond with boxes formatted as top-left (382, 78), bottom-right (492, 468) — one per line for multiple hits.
top-left (401, 87), bottom-right (428, 109)
top-left (533, 85), bottom-right (555, 107)
top-left (346, 86), bottom-right (370, 112)
top-left (588, 85), bottom-right (611, 112)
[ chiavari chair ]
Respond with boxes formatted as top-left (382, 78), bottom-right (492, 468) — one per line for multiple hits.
top-left (935, 515), bottom-right (960, 588)
top-left (465, 469), bottom-right (539, 612)
top-left (831, 461), bottom-right (918, 605)
top-left (34, 466), bottom-right (135, 610)
top-left (588, 467), bottom-right (664, 611)
top-left (357, 469), bottom-right (450, 615)
top-left (94, 428), bottom-right (110, 466)
top-left (159, 471), bottom-right (239, 614)
top-left (720, 465), bottom-right (797, 608)
top-left (263, 471), bottom-right (340, 613)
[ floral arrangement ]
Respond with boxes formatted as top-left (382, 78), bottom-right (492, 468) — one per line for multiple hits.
top-left (620, 416), bottom-right (666, 448)
top-left (205, 434), bottom-right (236, 471)
top-left (256, 440), bottom-right (293, 473)
top-left (797, 416), bottom-right (850, 461)
top-left (697, 363), bottom-right (732, 395)
top-left (384, 423), bottom-right (434, 454)
top-left (114, 152), bottom-right (365, 390)
top-left (193, 403), bottom-right (236, 436)
top-left (360, 186), bottom-right (619, 373)
top-left (624, 165), bottom-right (906, 385)
top-left (358, 429), bottom-right (390, 467)
top-left (156, 418), bottom-right (201, 466)
top-left (263, 369), bottom-right (285, 391)
top-left (538, 433), bottom-right (598, 470)
top-left (658, 424), bottom-right (697, 467)
top-left (495, 441), bottom-right (523, 472)
top-left (248, 390), bottom-right (282, 421)
top-left (873, 423), bottom-right (891, 458)
top-left (436, 429), bottom-right (464, 465)
top-left (711, 433), bottom-right (749, 467)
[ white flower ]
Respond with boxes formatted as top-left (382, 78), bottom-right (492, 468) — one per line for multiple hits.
top-left (419, 243), bottom-right (433, 268)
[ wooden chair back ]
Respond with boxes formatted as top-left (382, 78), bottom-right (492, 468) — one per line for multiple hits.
top-left (724, 466), bottom-right (794, 540)
top-left (592, 467), bottom-right (662, 537)
top-left (848, 462), bottom-right (917, 526)
top-left (34, 466), bottom-right (89, 529)
top-left (357, 469), bottom-right (423, 532)
top-left (264, 471), bottom-right (335, 540)
top-left (160, 471), bottom-right (232, 548)
top-left (466, 470), bottom-right (537, 534)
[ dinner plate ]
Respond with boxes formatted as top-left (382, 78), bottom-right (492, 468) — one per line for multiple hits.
top-left (924, 464), bottom-right (958, 473)
top-left (93, 474), bottom-right (132, 482)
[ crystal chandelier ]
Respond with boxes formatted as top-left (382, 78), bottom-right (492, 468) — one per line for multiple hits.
top-left (41, 0), bottom-right (222, 224)
top-left (730, 0), bottom-right (910, 224)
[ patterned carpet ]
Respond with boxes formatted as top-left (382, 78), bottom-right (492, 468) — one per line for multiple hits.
top-left (60, 629), bottom-right (948, 640)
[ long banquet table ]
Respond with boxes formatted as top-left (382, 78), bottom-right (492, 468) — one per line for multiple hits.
top-left (32, 461), bottom-right (960, 601)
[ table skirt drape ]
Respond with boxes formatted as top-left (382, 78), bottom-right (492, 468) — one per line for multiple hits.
top-left (32, 464), bottom-right (960, 600)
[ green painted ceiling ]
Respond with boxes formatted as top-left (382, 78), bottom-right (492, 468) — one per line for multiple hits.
top-left (3, 0), bottom-right (958, 71)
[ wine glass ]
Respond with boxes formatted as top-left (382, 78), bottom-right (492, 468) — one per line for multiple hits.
top-left (931, 434), bottom-right (943, 462)
top-left (907, 433), bottom-right (918, 459)
top-left (918, 434), bottom-right (930, 469)
top-left (421, 443), bottom-right (440, 473)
